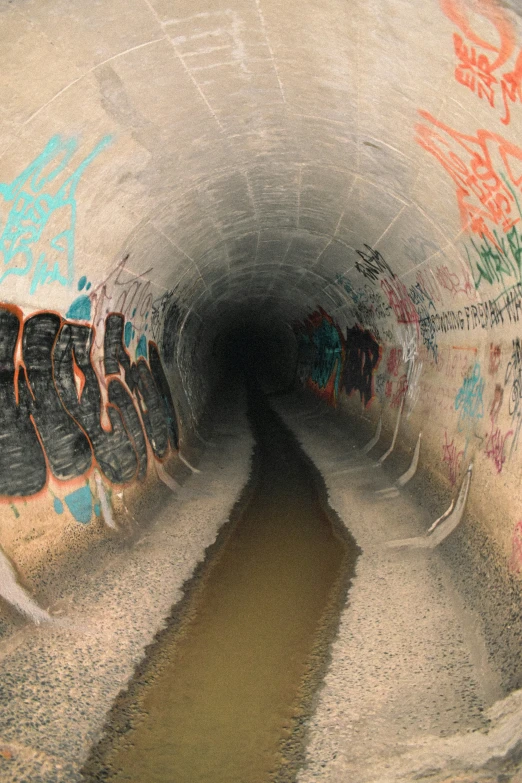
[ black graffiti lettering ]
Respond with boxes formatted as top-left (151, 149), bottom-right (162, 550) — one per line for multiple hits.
top-left (343, 325), bottom-right (381, 406)
top-left (22, 313), bottom-right (92, 481)
top-left (104, 313), bottom-right (136, 391)
top-left (148, 342), bottom-right (179, 450)
top-left (107, 378), bottom-right (148, 480)
top-left (103, 314), bottom-right (148, 478)
top-left (0, 308), bottom-right (47, 496)
top-left (0, 305), bottom-right (180, 498)
top-left (134, 359), bottom-right (170, 459)
top-left (54, 323), bottom-right (138, 484)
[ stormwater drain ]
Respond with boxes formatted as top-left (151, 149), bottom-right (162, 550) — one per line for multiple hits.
top-left (82, 389), bottom-right (359, 783)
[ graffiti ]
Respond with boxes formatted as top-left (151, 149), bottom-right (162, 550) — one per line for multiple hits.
top-left (295, 309), bottom-right (345, 405)
top-left (465, 225), bottom-right (522, 290)
top-left (391, 374), bottom-right (408, 409)
top-left (505, 338), bottom-right (522, 418)
top-left (489, 344), bottom-right (501, 375)
top-left (387, 347), bottom-right (402, 376)
top-left (455, 362), bottom-right (485, 429)
top-left (442, 430), bottom-right (464, 486)
top-left (381, 275), bottom-right (420, 328)
top-left (343, 324), bottom-right (381, 407)
top-left (385, 380), bottom-right (393, 398)
top-left (88, 256), bottom-right (153, 363)
top-left (490, 383), bottom-right (504, 422)
top-left (416, 112), bottom-right (522, 251)
top-left (0, 135), bottom-right (112, 295)
top-left (354, 245), bottom-right (393, 282)
top-left (484, 417), bottom-right (512, 474)
top-left (435, 264), bottom-right (474, 298)
top-left (0, 304), bottom-right (178, 499)
top-left (404, 236), bottom-right (441, 267)
top-left (151, 291), bottom-right (181, 366)
top-left (395, 323), bottom-right (418, 365)
top-left (375, 373), bottom-right (386, 403)
top-left (509, 520), bottom-right (522, 573)
top-left (440, 0), bottom-right (522, 125)
top-left (295, 313), bottom-right (381, 408)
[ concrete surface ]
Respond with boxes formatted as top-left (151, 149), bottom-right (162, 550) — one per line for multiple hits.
top-left (0, 397), bottom-right (253, 783)
top-left (274, 391), bottom-right (522, 783)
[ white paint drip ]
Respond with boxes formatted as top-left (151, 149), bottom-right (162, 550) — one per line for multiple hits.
top-left (396, 432), bottom-right (422, 487)
top-left (376, 397), bottom-right (404, 466)
top-left (156, 461), bottom-right (181, 492)
top-left (179, 454), bottom-right (201, 473)
top-left (362, 416), bottom-right (382, 454)
top-left (427, 498), bottom-right (455, 534)
top-left (0, 548), bottom-right (52, 625)
top-left (386, 464), bottom-right (472, 550)
top-left (94, 472), bottom-right (117, 530)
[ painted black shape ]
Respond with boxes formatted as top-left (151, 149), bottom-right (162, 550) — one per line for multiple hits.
top-left (0, 308), bottom-right (47, 496)
top-left (148, 342), bottom-right (179, 450)
top-left (23, 313), bottom-right (92, 481)
top-left (54, 322), bottom-right (138, 484)
top-left (343, 325), bottom-right (381, 407)
top-left (161, 299), bottom-right (180, 366)
top-left (107, 378), bottom-right (148, 480)
top-left (135, 359), bottom-right (169, 459)
top-left (104, 313), bottom-right (135, 391)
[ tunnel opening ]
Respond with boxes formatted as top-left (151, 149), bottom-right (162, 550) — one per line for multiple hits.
top-left (210, 316), bottom-right (299, 396)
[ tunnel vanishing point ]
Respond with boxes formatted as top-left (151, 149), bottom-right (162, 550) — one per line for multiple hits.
top-left (4, 0), bottom-right (522, 781)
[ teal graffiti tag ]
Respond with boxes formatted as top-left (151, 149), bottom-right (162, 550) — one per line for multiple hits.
top-left (455, 362), bottom-right (485, 431)
top-left (0, 135), bottom-right (112, 294)
top-left (136, 334), bottom-right (147, 359)
top-left (64, 485), bottom-right (93, 525)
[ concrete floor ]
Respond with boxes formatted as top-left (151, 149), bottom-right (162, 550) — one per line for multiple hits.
top-left (1, 391), bottom-right (522, 782)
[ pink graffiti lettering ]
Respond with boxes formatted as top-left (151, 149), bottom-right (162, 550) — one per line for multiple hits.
top-left (442, 430), bottom-right (464, 486)
top-left (435, 264), bottom-right (474, 298)
top-left (386, 347), bottom-right (402, 376)
top-left (484, 417), bottom-right (512, 473)
top-left (391, 374), bottom-right (408, 409)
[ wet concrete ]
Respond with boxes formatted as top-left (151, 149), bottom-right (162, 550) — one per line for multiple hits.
top-left (82, 387), bottom-right (357, 783)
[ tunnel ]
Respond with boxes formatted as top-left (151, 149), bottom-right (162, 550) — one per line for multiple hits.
top-left (2, 0), bottom-right (522, 780)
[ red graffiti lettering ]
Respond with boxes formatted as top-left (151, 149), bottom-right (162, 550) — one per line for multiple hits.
top-left (440, 0), bottom-right (522, 125)
top-left (442, 429), bottom-right (464, 486)
top-left (416, 112), bottom-right (522, 246)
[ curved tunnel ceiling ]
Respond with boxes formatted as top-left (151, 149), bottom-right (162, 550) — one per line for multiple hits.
top-left (2, 0), bottom-right (499, 329)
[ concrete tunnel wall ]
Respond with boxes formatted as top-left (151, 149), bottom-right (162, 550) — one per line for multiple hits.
top-left (2, 0), bottom-right (522, 641)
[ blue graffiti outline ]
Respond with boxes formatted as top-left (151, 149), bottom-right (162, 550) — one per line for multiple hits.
top-left (0, 134), bottom-right (112, 294)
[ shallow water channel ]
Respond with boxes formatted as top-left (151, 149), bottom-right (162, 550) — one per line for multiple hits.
top-left (83, 390), bottom-right (358, 783)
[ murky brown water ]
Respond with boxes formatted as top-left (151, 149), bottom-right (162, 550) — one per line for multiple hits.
top-left (82, 389), bottom-right (358, 783)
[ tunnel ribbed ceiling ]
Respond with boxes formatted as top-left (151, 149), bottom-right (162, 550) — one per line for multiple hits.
top-left (3, 0), bottom-right (520, 330)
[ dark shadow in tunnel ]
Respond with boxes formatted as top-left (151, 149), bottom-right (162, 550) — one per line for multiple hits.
top-left (212, 317), bottom-right (298, 397)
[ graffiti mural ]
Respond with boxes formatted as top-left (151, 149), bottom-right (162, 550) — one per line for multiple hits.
top-left (416, 112), bottom-right (522, 289)
top-left (295, 309), bottom-right (345, 405)
top-left (0, 304), bottom-right (178, 499)
top-left (440, 0), bottom-right (522, 125)
top-left (442, 430), bottom-right (464, 486)
top-left (455, 361), bottom-right (485, 432)
top-left (0, 135), bottom-right (112, 294)
top-left (295, 309), bottom-right (381, 408)
top-left (343, 324), bottom-right (381, 406)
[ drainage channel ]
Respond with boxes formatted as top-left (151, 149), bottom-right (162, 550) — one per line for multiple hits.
top-left (82, 388), bottom-right (359, 783)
